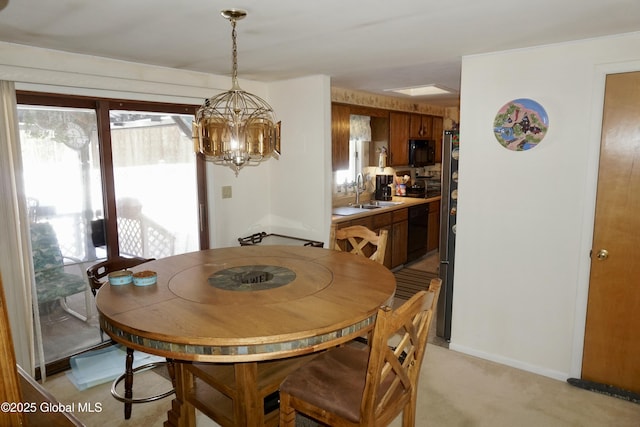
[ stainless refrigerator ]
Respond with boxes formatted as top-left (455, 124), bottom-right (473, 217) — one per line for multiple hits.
top-left (437, 130), bottom-right (459, 340)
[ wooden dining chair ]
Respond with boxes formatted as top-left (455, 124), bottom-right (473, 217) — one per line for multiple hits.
top-left (279, 278), bottom-right (442, 427)
top-left (86, 256), bottom-right (174, 420)
top-left (330, 224), bottom-right (390, 346)
top-left (329, 225), bottom-right (389, 265)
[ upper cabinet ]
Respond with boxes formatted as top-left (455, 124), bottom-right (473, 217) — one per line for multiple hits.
top-left (369, 115), bottom-right (390, 166)
top-left (389, 112), bottom-right (410, 166)
top-left (409, 114), bottom-right (433, 139)
top-left (331, 104), bottom-right (350, 171)
top-left (331, 103), bottom-right (444, 170)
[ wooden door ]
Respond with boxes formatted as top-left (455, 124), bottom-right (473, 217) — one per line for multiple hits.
top-left (0, 275), bottom-right (26, 426)
top-left (582, 72), bottom-right (640, 393)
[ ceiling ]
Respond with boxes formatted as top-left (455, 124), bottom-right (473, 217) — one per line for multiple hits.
top-left (1, 0), bottom-right (639, 107)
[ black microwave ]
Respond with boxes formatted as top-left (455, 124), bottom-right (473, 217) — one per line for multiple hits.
top-left (408, 139), bottom-right (436, 167)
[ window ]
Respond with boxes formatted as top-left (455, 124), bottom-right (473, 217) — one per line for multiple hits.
top-left (335, 115), bottom-right (371, 188)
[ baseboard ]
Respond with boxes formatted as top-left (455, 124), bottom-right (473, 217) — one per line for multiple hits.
top-left (448, 342), bottom-right (568, 382)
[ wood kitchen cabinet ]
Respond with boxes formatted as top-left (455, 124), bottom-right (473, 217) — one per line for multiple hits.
top-left (331, 103), bottom-right (350, 171)
top-left (333, 208), bottom-right (408, 270)
top-left (371, 212), bottom-right (392, 268)
top-left (369, 115), bottom-right (390, 166)
top-left (333, 215), bottom-right (386, 266)
top-left (389, 112), bottom-right (410, 166)
top-left (410, 113), bottom-right (442, 163)
top-left (409, 114), bottom-right (433, 139)
top-left (391, 208), bottom-right (408, 268)
top-left (427, 200), bottom-right (440, 252)
top-left (331, 102), bottom-right (444, 169)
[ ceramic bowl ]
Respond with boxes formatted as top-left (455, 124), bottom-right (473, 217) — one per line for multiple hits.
top-left (108, 270), bottom-right (133, 286)
top-left (133, 270), bottom-right (157, 287)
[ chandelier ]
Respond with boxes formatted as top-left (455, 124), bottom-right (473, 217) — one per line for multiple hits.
top-left (193, 9), bottom-right (280, 176)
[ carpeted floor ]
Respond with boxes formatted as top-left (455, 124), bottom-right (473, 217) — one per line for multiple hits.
top-left (41, 343), bottom-right (640, 427)
top-left (37, 251), bottom-right (640, 426)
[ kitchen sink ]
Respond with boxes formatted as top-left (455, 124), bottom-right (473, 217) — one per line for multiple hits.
top-left (351, 201), bottom-right (403, 208)
top-left (333, 200), bottom-right (404, 216)
top-left (371, 201), bottom-right (403, 207)
top-left (350, 204), bottom-right (382, 209)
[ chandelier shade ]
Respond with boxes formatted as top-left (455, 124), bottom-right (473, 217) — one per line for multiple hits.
top-left (193, 9), bottom-right (280, 175)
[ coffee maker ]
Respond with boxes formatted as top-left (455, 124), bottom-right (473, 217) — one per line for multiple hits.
top-left (375, 174), bottom-right (393, 201)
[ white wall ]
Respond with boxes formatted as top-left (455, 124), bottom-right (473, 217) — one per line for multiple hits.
top-left (452, 32), bottom-right (640, 380)
top-left (268, 75), bottom-right (332, 244)
top-left (208, 75), bottom-right (331, 248)
top-left (0, 42), bottom-right (332, 249)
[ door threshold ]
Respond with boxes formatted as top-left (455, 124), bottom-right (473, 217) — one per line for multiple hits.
top-left (567, 378), bottom-right (640, 404)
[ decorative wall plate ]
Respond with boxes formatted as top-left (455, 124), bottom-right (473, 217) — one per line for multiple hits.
top-left (493, 98), bottom-right (549, 151)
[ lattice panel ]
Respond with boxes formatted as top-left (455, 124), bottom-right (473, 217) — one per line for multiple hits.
top-left (118, 217), bottom-right (144, 257)
top-left (117, 215), bottom-right (175, 259)
top-left (143, 222), bottom-right (175, 259)
top-left (50, 215), bottom-right (87, 261)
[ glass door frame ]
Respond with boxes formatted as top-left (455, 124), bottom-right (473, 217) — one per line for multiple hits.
top-left (17, 91), bottom-right (210, 258)
top-left (17, 91), bottom-right (209, 377)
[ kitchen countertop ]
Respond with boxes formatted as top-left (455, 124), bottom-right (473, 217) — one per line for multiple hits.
top-left (332, 195), bottom-right (441, 223)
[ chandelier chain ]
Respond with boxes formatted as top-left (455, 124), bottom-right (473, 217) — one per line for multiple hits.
top-left (231, 18), bottom-right (239, 86)
top-left (194, 9), bottom-right (280, 175)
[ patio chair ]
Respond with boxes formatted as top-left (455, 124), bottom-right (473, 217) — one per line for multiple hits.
top-left (30, 222), bottom-right (90, 322)
top-left (279, 278), bottom-right (442, 427)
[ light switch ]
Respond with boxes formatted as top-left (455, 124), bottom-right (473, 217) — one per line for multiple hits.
top-left (222, 186), bottom-right (232, 199)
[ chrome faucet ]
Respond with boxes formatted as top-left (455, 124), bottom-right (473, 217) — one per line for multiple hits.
top-left (355, 173), bottom-right (364, 205)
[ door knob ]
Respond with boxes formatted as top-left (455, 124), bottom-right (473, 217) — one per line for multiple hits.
top-left (596, 249), bottom-right (609, 261)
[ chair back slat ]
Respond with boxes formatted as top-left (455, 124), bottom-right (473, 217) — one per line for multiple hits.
top-left (279, 278), bottom-right (442, 427)
top-left (362, 278), bottom-right (441, 423)
top-left (330, 225), bottom-right (389, 265)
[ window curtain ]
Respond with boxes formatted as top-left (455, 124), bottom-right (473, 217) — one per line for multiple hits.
top-left (0, 80), bottom-right (39, 378)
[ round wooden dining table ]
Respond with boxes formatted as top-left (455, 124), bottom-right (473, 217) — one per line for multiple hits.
top-left (96, 245), bottom-right (396, 427)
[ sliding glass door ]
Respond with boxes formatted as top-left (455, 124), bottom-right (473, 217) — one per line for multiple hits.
top-left (19, 105), bottom-right (104, 364)
top-left (17, 93), bottom-right (206, 376)
top-left (110, 110), bottom-right (199, 260)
